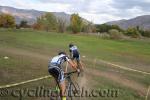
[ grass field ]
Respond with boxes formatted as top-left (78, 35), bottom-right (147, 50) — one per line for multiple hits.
top-left (0, 29), bottom-right (150, 100)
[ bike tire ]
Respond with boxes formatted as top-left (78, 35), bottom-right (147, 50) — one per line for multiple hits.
top-left (66, 82), bottom-right (80, 100)
top-left (66, 82), bottom-right (72, 100)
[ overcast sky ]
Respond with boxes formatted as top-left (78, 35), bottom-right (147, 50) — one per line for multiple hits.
top-left (1, 0), bottom-right (150, 24)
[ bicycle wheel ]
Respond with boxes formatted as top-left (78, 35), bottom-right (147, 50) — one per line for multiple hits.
top-left (71, 82), bottom-right (80, 98)
top-left (66, 82), bottom-right (80, 100)
top-left (66, 82), bottom-right (72, 100)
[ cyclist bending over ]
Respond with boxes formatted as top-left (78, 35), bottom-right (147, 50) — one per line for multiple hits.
top-left (69, 43), bottom-right (84, 71)
top-left (48, 51), bottom-right (79, 100)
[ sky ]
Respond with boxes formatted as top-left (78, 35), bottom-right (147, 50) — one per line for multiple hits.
top-left (1, 0), bottom-right (150, 24)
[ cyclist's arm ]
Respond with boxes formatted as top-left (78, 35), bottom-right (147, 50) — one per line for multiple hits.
top-left (65, 56), bottom-right (80, 74)
top-left (65, 56), bottom-right (77, 70)
top-left (68, 60), bottom-right (77, 70)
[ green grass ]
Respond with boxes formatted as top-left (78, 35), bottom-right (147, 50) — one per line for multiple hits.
top-left (0, 29), bottom-right (150, 100)
top-left (1, 29), bottom-right (150, 67)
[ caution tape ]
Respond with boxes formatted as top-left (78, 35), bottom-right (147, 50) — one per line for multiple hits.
top-left (83, 58), bottom-right (150, 75)
top-left (98, 59), bottom-right (150, 75)
top-left (0, 75), bottom-right (51, 89)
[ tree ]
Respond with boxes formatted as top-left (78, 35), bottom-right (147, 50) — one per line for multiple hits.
top-left (57, 18), bottom-right (66, 33)
top-left (139, 29), bottom-right (150, 37)
top-left (109, 29), bottom-right (123, 39)
top-left (125, 27), bottom-right (141, 38)
top-left (70, 13), bottom-right (83, 33)
top-left (82, 22), bottom-right (96, 33)
top-left (32, 23), bottom-right (42, 30)
top-left (36, 12), bottom-right (58, 31)
top-left (0, 13), bottom-right (15, 28)
top-left (96, 24), bottom-right (110, 32)
top-left (19, 20), bottom-right (28, 28)
top-left (96, 24), bottom-right (122, 33)
top-left (111, 25), bottom-right (122, 31)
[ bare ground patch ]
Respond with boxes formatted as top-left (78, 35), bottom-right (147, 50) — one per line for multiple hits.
top-left (86, 67), bottom-right (147, 96)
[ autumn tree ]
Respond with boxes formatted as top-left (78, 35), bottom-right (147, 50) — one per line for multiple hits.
top-left (0, 13), bottom-right (15, 28)
top-left (36, 12), bottom-right (58, 31)
top-left (70, 13), bottom-right (83, 33)
top-left (32, 23), bottom-right (42, 30)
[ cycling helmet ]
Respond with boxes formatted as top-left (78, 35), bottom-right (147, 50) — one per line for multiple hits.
top-left (69, 43), bottom-right (74, 48)
top-left (58, 51), bottom-right (66, 55)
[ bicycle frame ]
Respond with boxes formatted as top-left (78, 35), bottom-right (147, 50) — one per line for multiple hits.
top-left (65, 71), bottom-right (80, 100)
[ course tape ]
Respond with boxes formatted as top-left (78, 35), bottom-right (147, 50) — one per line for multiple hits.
top-left (98, 59), bottom-right (150, 75)
top-left (83, 58), bottom-right (150, 75)
top-left (0, 75), bottom-right (51, 89)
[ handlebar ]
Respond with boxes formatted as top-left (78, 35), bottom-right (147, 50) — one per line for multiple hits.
top-left (64, 71), bottom-right (77, 76)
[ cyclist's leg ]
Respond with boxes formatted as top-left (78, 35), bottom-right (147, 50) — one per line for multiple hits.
top-left (57, 68), bottom-right (66, 100)
top-left (76, 55), bottom-right (83, 71)
top-left (48, 67), bottom-right (60, 98)
top-left (48, 67), bottom-right (66, 100)
top-left (59, 81), bottom-right (66, 100)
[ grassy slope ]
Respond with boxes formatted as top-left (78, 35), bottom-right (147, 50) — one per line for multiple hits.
top-left (0, 29), bottom-right (150, 100)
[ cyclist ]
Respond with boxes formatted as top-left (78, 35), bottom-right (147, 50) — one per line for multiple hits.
top-left (69, 43), bottom-right (83, 72)
top-left (48, 51), bottom-right (79, 100)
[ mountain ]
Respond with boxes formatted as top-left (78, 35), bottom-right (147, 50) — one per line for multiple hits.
top-left (0, 6), bottom-right (71, 25)
top-left (106, 15), bottom-right (150, 30)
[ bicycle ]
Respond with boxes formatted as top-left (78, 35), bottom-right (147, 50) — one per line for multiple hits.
top-left (65, 71), bottom-right (80, 100)
top-left (51, 71), bottom-right (80, 100)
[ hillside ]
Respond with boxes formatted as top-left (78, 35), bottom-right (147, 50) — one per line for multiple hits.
top-left (106, 15), bottom-right (150, 30)
top-left (0, 5), bottom-right (71, 25)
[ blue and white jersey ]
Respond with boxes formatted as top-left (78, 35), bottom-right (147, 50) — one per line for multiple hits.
top-left (70, 45), bottom-right (78, 51)
top-left (69, 45), bottom-right (79, 54)
top-left (49, 54), bottom-right (69, 67)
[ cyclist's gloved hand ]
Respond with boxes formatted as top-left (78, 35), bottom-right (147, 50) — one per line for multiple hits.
top-left (77, 69), bottom-right (80, 73)
top-left (77, 69), bottom-right (80, 77)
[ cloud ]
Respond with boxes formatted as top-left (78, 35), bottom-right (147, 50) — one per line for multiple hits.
top-left (0, 0), bottom-right (150, 24)
top-left (79, 13), bottom-right (122, 24)
top-left (111, 0), bottom-right (150, 11)
top-left (38, 0), bottom-right (86, 4)
top-left (0, 0), bottom-right (70, 12)
top-left (37, 0), bottom-right (113, 13)
top-left (109, 0), bottom-right (150, 18)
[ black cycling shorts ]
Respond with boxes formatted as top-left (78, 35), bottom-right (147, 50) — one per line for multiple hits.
top-left (72, 51), bottom-right (80, 62)
top-left (48, 66), bottom-right (64, 83)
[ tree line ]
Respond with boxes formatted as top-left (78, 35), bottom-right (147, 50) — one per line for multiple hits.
top-left (0, 13), bottom-right (96, 33)
top-left (0, 13), bottom-right (150, 38)
top-left (96, 24), bottom-right (150, 38)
